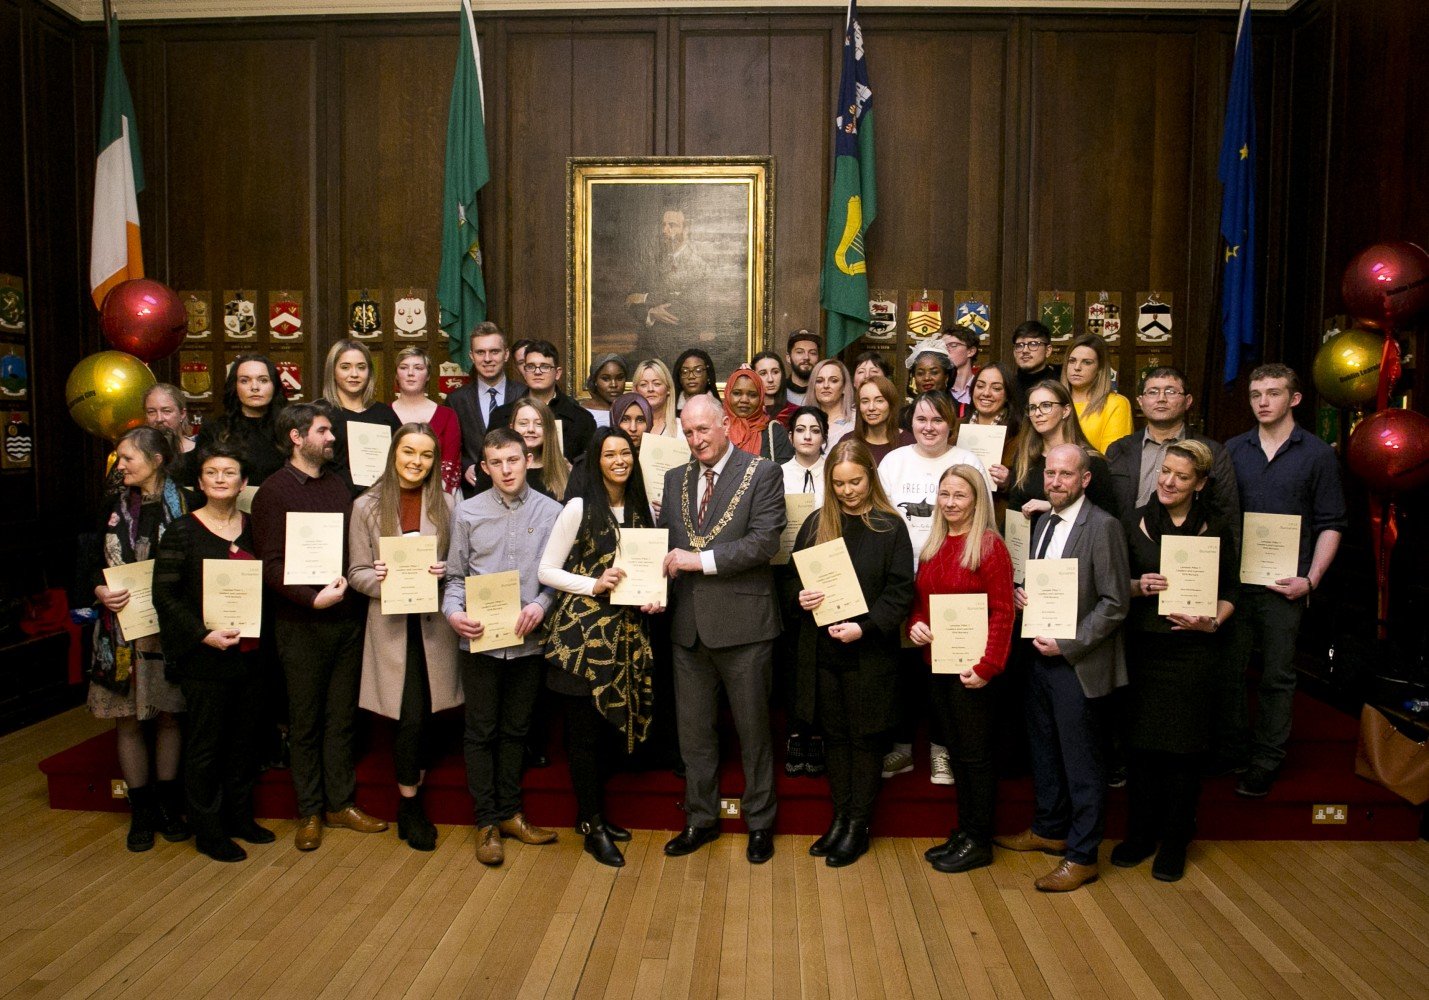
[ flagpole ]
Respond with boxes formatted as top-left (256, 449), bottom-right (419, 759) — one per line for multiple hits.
top-left (103, 0), bottom-right (113, 36)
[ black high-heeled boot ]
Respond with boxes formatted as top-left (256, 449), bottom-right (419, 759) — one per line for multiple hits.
top-left (582, 816), bottom-right (625, 868)
top-left (809, 814), bottom-right (850, 857)
top-left (398, 792), bottom-right (437, 852)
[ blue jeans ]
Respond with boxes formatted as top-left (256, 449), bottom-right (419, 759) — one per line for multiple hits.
top-left (1024, 653), bottom-right (1106, 866)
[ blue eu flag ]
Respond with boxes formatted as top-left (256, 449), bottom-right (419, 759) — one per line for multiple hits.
top-left (1218, 0), bottom-right (1256, 383)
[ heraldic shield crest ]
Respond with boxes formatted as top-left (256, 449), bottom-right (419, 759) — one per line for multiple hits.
top-left (180, 355), bottom-right (212, 400)
top-left (3, 412), bottom-right (32, 469)
top-left (0, 284), bottom-right (25, 333)
top-left (908, 292), bottom-right (942, 337)
top-left (269, 298), bottom-right (303, 341)
top-left (224, 294), bottom-right (257, 340)
top-left (1087, 294), bottom-right (1122, 343)
top-left (393, 296), bottom-right (429, 339)
top-left (275, 359), bottom-right (303, 400)
top-left (349, 291), bottom-right (381, 340)
top-left (867, 293), bottom-right (897, 341)
top-left (184, 295), bottom-right (210, 339)
top-left (954, 299), bottom-right (991, 337)
top-left (1039, 296), bottom-right (1074, 342)
top-left (1137, 296), bottom-right (1173, 344)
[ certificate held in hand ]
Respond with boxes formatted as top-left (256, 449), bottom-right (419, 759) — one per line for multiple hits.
top-left (609, 528), bottom-right (669, 607)
top-left (955, 424), bottom-right (1007, 493)
top-left (379, 536), bottom-right (439, 614)
top-left (103, 560), bottom-right (159, 641)
top-left (202, 559), bottom-right (263, 637)
top-left (929, 594), bottom-right (988, 675)
top-left (1021, 557), bottom-right (1079, 639)
top-left (466, 571), bottom-right (522, 653)
top-left (347, 421), bottom-right (393, 488)
top-left (283, 512), bottom-right (345, 585)
top-left (793, 536), bottom-right (868, 627)
top-left (1240, 512), bottom-right (1300, 586)
top-left (772, 493), bottom-right (817, 566)
top-left (638, 434), bottom-right (691, 507)
top-left (1003, 512), bottom-right (1031, 583)
top-left (1159, 536), bottom-right (1220, 617)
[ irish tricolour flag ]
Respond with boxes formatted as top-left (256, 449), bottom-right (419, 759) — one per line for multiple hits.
top-left (89, 13), bottom-right (144, 309)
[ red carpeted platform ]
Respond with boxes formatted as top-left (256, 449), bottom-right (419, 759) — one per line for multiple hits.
top-left (38, 690), bottom-right (1424, 840)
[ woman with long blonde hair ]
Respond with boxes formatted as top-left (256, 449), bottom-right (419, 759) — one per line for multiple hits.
top-left (907, 464), bottom-right (1015, 874)
top-left (792, 438), bottom-right (915, 868)
top-left (1061, 333), bottom-right (1132, 453)
top-left (809, 358), bottom-right (856, 447)
top-left (632, 359), bottom-right (680, 437)
top-left (321, 338), bottom-right (400, 495)
top-left (509, 397), bottom-right (571, 500)
top-left (347, 423), bottom-right (460, 851)
top-left (1006, 380), bottom-right (1118, 520)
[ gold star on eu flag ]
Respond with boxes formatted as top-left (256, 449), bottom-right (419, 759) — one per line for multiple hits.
top-left (1239, 144), bottom-right (1249, 160)
top-left (1225, 244), bottom-right (1240, 262)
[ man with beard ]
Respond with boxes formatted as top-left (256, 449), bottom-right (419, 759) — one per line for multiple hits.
top-left (626, 208), bottom-right (710, 333)
top-left (784, 329), bottom-right (821, 407)
top-left (252, 401), bottom-right (387, 851)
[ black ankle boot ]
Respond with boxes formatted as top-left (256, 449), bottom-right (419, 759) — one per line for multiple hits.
top-left (576, 817), bottom-right (631, 842)
top-left (125, 784), bottom-right (157, 853)
top-left (784, 735), bottom-right (807, 777)
top-left (582, 816), bottom-right (625, 868)
top-left (155, 780), bottom-right (192, 843)
top-left (1110, 837), bottom-right (1157, 868)
top-left (398, 793), bottom-right (437, 852)
top-left (924, 830), bottom-right (966, 863)
top-left (809, 814), bottom-right (850, 857)
top-left (825, 822), bottom-right (869, 868)
top-left (196, 836), bottom-right (247, 863)
top-left (1152, 841), bottom-right (1188, 882)
top-left (803, 736), bottom-right (826, 777)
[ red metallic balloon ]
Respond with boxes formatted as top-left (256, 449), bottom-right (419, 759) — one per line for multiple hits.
top-left (1340, 241), bottom-right (1429, 330)
top-left (99, 279), bottom-right (186, 363)
top-left (1346, 408), bottom-right (1429, 495)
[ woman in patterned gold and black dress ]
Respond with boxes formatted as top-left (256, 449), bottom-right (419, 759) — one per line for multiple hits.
top-left (538, 427), bottom-right (664, 868)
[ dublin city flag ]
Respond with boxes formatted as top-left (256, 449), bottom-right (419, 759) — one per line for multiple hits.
top-left (89, 13), bottom-right (144, 309)
top-left (819, 0), bottom-right (876, 357)
top-left (437, 0), bottom-right (491, 371)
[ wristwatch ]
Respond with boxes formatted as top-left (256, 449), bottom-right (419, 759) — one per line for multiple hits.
top-left (1208, 617), bottom-right (1220, 632)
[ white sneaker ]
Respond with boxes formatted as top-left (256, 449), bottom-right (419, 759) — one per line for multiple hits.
top-left (881, 746), bottom-right (914, 778)
top-left (930, 746), bottom-right (955, 786)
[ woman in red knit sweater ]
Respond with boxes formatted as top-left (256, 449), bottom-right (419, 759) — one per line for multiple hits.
top-left (908, 464), bottom-right (1015, 873)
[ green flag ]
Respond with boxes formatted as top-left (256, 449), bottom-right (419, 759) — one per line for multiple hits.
top-left (819, 0), bottom-right (876, 357)
top-left (437, 0), bottom-right (490, 372)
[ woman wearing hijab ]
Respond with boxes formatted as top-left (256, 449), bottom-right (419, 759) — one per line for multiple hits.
top-left (722, 365), bottom-right (793, 462)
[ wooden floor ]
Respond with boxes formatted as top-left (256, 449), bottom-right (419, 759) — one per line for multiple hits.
top-left (2, 710), bottom-right (1427, 1000)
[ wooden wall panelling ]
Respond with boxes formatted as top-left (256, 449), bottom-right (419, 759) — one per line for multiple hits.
top-left (1027, 24), bottom-right (1201, 393)
top-left (766, 19), bottom-right (832, 340)
top-left (676, 16), bottom-right (773, 157)
top-left (503, 19), bottom-right (574, 349)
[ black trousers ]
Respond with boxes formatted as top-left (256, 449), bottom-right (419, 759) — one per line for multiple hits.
top-left (1125, 750), bottom-right (1202, 847)
top-left (276, 617), bottom-right (363, 818)
top-left (892, 648), bottom-right (945, 748)
top-left (818, 665), bottom-right (883, 825)
top-left (178, 671), bottom-right (260, 841)
top-left (928, 674), bottom-right (997, 845)
top-left (460, 652), bottom-right (544, 827)
top-left (394, 616), bottom-right (434, 787)
top-left (560, 692), bottom-right (619, 822)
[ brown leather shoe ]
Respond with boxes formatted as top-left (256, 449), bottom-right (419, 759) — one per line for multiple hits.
top-left (1035, 859), bottom-right (1099, 892)
top-left (295, 815), bottom-right (322, 851)
top-left (993, 828), bottom-right (1068, 855)
top-left (498, 812), bottom-right (557, 845)
top-left (325, 805), bottom-right (388, 833)
top-left (475, 825), bottom-right (504, 866)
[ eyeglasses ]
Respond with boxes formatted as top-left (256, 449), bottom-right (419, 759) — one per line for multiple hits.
top-left (1013, 342), bottom-right (1048, 352)
top-left (1140, 388), bottom-right (1184, 399)
top-left (679, 365), bottom-right (708, 376)
top-left (1026, 401), bottom-right (1062, 415)
top-left (523, 362), bottom-right (556, 374)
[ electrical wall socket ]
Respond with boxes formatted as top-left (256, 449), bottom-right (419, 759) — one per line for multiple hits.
top-left (111, 779), bottom-right (128, 799)
top-left (719, 798), bottom-right (742, 818)
top-left (1312, 804), bottom-right (1347, 824)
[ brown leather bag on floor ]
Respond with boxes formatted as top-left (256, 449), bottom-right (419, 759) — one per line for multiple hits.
top-left (1354, 705), bottom-right (1429, 805)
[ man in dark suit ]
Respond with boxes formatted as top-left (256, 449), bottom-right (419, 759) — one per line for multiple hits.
top-left (998, 443), bottom-right (1129, 892)
top-left (1105, 365), bottom-right (1239, 537)
top-left (446, 321), bottom-right (523, 497)
top-left (658, 394), bottom-right (786, 864)
top-left (487, 339), bottom-right (597, 466)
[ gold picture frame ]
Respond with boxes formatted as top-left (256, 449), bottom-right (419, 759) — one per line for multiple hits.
top-left (567, 157), bottom-right (774, 395)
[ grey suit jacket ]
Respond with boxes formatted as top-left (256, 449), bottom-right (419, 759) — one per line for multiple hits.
top-left (1030, 499), bottom-right (1129, 699)
top-left (658, 445), bottom-right (787, 650)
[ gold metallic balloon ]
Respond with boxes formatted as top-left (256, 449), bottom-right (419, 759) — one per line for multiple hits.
top-left (1312, 327), bottom-right (1384, 407)
top-left (65, 350), bottom-right (156, 441)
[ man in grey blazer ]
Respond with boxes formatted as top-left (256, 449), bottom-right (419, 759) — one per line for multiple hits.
top-left (658, 395), bottom-right (786, 863)
top-left (998, 443), bottom-right (1129, 892)
top-left (446, 321), bottom-right (523, 497)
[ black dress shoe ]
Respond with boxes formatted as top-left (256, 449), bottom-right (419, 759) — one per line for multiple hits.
top-left (924, 831), bottom-right (967, 863)
top-left (931, 838), bottom-right (993, 874)
top-left (664, 824), bottom-right (719, 857)
top-left (1109, 838), bottom-right (1157, 868)
top-left (583, 821), bottom-right (626, 868)
top-left (196, 836), bottom-right (247, 863)
top-left (1152, 841), bottom-right (1187, 882)
top-left (809, 815), bottom-right (850, 857)
top-left (825, 823), bottom-right (869, 868)
top-left (577, 818), bottom-right (632, 843)
top-left (227, 821), bottom-right (276, 845)
top-left (746, 829), bottom-right (774, 864)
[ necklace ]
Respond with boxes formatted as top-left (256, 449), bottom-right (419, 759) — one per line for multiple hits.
top-left (679, 457), bottom-right (760, 551)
